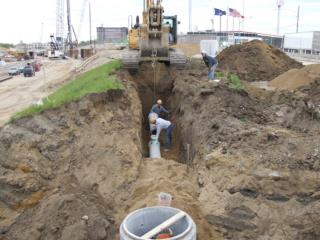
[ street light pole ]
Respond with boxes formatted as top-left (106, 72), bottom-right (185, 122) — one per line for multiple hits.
top-left (189, 0), bottom-right (192, 32)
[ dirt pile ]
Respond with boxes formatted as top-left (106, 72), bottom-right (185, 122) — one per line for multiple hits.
top-left (177, 43), bottom-right (200, 57)
top-left (296, 79), bottom-right (320, 120)
top-left (269, 64), bottom-right (320, 90)
top-left (0, 85), bottom-right (143, 240)
top-left (168, 62), bottom-right (320, 239)
top-left (1, 60), bottom-right (320, 240)
top-left (217, 40), bottom-right (303, 81)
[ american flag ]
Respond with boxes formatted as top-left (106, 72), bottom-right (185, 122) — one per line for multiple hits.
top-left (229, 8), bottom-right (241, 18)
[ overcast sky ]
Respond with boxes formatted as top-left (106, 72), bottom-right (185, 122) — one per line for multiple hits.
top-left (0, 0), bottom-right (319, 44)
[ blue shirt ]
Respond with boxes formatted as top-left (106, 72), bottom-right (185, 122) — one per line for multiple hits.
top-left (150, 104), bottom-right (169, 115)
top-left (203, 55), bottom-right (218, 68)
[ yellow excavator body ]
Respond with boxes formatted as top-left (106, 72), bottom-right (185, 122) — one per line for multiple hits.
top-left (123, 0), bottom-right (186, 70)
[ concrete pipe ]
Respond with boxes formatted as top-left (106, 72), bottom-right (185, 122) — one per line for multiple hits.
top-left (149, 135), bottom-right (161, 158)
top-left (120, 206), bottom-right (197, 240)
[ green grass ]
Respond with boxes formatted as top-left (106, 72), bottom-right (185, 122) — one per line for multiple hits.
top-left (228, 74), bottom-right (244, 90)
top-left (11, 60), bottom-right (123, 122)
top-left (216, 71), bottom-right (244, 91)
top-left (0, 43), bottom-right (14, 49)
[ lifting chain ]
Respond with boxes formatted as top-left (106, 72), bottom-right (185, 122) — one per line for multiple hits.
top-left (151, 48), bottom-right (158, 103)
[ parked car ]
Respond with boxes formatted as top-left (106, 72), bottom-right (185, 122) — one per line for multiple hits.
top-left (23, 66), bottom-right (35, 77)
top-left (8, 67), bottom-right (20, 76)
top-left (34, 63), bottom-right (41, 72)
top-left (18, 66), bottom-right (24, 74)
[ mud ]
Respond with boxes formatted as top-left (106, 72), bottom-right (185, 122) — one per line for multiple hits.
top-left (217, 40), bottom-right (303, 82)
top-left (0, 60), bottom-right (320, 240)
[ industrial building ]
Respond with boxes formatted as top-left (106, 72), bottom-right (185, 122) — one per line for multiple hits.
top-left (96, 27), bottom-right (128, 43)
top-left (179, 31), bottom-right (283, 49)
top-left (283, 31), bottom-right (320, 55)
top-left (16, 42), bottom-right (50, 54)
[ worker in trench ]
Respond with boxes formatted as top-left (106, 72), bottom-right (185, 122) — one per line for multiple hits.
top-left (148, 99), bottom-right (169, 136)
top-left (150, 99), bottom-right (169, 119)
top-left (201, 51), bottom-right (218, 80)
top-left (149, 116), bottom-right (173, 151)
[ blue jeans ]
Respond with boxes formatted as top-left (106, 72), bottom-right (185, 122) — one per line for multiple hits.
top-left (166, 124), bottom-right (173, 148)
top-left (208, 63), bottom-right (218, 80)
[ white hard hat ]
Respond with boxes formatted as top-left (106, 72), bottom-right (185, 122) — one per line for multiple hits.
top-left (149, 116), bottom-right (157, 123)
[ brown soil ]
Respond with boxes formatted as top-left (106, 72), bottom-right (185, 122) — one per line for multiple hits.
top-left (217, 40), bottom-right (303, 82)
top-left (0, 60), bottom-right (320, 240)
top-left (176, 43), bottom-right (201, 57)
top-left (269, 64), bottom-right (320, 90)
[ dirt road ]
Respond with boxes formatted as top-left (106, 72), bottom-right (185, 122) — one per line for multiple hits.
top-left (0, 48), bottom-right (123, 126)
top-left (0, 59), bottom-right (81, 126)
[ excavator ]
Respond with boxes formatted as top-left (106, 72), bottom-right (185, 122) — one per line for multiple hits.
top-left (122, 0), bottom-right (186, 70)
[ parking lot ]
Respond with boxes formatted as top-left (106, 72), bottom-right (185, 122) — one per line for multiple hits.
top-left (0, 58), bottom-right (81, 125)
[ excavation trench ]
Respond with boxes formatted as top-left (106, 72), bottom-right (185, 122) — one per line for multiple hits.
top-left (123, 63), bottom-right (191, 163)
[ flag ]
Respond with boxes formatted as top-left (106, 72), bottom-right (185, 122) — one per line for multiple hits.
top-left (277, 0), bottom-right (284, 6)
top-left (214, 8), bottom-right (226, 16)
top-left (229, 8), bottom-right (241, 17)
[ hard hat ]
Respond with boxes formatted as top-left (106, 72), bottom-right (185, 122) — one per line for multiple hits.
top-left (157, 99), bottom-right (162, 105)
top-left (149, 116), bottom-right (157, 123)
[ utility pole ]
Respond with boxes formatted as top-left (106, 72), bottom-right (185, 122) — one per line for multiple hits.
top-left (67, 0), bottom-right (73, 55)
top-left (276, 0), bottom-right (284, 35)
top-left (40, 22), bottom-right (44, 43)
top-left (242, 0), bottom-right (245, 31)
top-left (89, 1), bottom-right (92, 48)
top-left (189, 0), bottom-right (192, 32)
top-left (211, 18), bottom-right (214, 32)
top-left (296, 5), bottom-right (300, 33)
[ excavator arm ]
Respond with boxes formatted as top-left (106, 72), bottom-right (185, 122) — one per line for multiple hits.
top-left (123, 0), bottom-right (186, 71)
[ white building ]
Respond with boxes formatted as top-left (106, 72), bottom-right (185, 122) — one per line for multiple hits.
top-left (284, 31), bottom-right (320, 55)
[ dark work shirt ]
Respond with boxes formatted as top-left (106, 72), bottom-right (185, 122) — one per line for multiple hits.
top-left (150, 104), bottom-right (169, 115)
top-left (203, 55), bottom-right (218, 68)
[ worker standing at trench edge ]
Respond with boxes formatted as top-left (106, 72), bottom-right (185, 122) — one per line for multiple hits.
top-left (150, 116), bottom-right (173, 151)
top-left (202, 51), bottom-right (218, 80)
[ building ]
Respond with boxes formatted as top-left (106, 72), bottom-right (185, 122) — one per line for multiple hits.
top-left (283, 31), bottom-right (320, 55)
top-left (16, 41), bottom-right (50, 54)
top-left (179, 31), bottom-right (283, 49)
top-left (96, 27), bottom-right (128, 43)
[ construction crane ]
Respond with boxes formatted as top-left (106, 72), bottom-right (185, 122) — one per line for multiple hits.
top-left (122, 0), bottom-right (186, 70)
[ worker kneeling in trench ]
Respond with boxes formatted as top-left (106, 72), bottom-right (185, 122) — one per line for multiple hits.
top-left (149, 115), bottom-right (173, 151)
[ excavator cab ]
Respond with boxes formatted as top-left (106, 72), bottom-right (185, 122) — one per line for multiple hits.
top-left (163, 15), bottom-right (179, 45)
top-left (123, 0), bottom-right (186, 71)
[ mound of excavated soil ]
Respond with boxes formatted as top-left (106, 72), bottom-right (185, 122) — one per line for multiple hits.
top-left (167, 63), bottom-right (320, 240)
top-left (0, 86), bottom-right (143, 240)
top-left (1, 61), bottom-right (320, 240)
top-left (269, 64), bottom-right (320, 90)
top-left (177, 43), bottom-right (201, 57)
top-left (217, 40), bottom-right (303, 81)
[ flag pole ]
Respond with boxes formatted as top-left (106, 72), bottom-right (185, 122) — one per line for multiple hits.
top-left (232, 17), bottom-right (234, 31)
top-left (220, 15), bottom-right (222, 32)
top-left (226, 7), bottom-right (229, 31)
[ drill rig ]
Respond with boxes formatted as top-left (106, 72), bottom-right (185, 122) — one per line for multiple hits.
top-left (123, 0), bottom-right (186, 70)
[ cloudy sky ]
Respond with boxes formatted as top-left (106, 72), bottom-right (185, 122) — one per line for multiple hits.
top-left (0, 0), bottom-right (319, 44)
